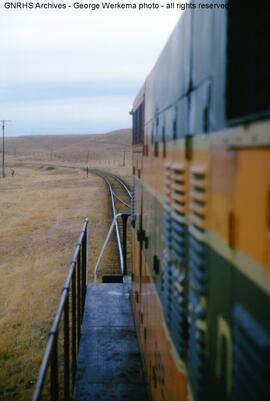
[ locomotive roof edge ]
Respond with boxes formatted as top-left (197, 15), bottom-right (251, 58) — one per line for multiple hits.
top-left (132, 82), bottom-right (146, 112)
top-left (131, 1), bottom-right (270, 133)
top-left (132, 11), bottom-right (185, 113)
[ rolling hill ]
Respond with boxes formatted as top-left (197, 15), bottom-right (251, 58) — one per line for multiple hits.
top-left (4, 128), bottom-right (132, 165)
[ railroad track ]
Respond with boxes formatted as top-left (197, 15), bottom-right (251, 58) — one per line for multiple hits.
top-left (89, 169), bottom-right (132, 281)
top-left (8, 161), bottom-right (132, 279)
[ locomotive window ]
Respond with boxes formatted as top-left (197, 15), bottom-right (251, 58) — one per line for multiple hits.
top-left (226, 1), bottom-right (270, 122)
top-left (132, 101), bottom-right (145, 145)
top-left (132, 113), bottom-right (137, 145)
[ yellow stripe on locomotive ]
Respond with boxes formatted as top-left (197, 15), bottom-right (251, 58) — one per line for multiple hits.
top-left (131, 2), bottom-right (270, 401)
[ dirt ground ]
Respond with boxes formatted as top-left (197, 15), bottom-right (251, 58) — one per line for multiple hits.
top-left (0, 159), bottom-right (131, 401)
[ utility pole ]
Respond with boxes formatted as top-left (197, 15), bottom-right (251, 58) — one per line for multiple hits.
top-left (1, 120), bottom-right (11, 178)
top-left (85, 150), bottom-right (90, 176)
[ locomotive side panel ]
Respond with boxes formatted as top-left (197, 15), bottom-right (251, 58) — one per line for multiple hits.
top-left (144, 11), bottom-right (192, 128)
top-left (131, 2), bottom-right (270, 401)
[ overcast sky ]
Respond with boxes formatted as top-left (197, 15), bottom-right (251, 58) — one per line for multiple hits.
top-left (0, 3), bottom-right (181, 136)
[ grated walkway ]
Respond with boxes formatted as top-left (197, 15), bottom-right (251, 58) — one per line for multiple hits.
top-left (73, 282), bottom-right (149, 401)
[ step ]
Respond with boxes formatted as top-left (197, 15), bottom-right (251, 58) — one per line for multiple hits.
top-left (73, 282), bottom-right (149, 401)
top-left (102, 274), bottom-right (123, 283)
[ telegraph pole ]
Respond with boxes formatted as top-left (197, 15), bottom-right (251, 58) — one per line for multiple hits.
top-left (85, 150), bottom-right (90, 175)
top-left (1, 120), bottom-right (11, 178)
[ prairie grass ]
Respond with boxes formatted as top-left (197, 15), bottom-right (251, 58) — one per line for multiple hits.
top-left (0, 160), bottom-right (131, 401)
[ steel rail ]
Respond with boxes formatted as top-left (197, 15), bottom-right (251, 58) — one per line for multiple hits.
top-left (89, 169), bottom-right (131, 278)
top-left (17, 162), bottom-right (131, 277)
top-left (12, 163), bottom-right (131, 200)
top-left (112, 191), bottom-right (131, 208)
top-left (110, 174), bottom-right (132, 198)
top-left (89, 168), bottom-right (131, 199)
top-left (103, 174), bottom-right (125, 275)
top-left (94, 212), bottom-right (123, 282)
top-left (100, 171), bottom-right (132, 198)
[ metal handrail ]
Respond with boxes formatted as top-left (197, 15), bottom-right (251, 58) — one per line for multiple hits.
top-left (92, 170), bottom-right (129, 277)
top-left (112, 191), bottom-right (131, 208)
top-left (32, 218), bottom-right (88, 401)
top-left (94, 213), bottom-right (130, 282)
top-left (97, 174), bottom-right (124, 274)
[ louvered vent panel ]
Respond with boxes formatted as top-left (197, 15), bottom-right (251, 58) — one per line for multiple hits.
top-left (162, 250), bottom-right (173, 327)
top-left (171, 162), bottom-right (187, 217)
top-left (189, 165), bottom-right (208, 232)
top-left (171, 163), bottom-right (187, 266)
top-left (163, 162), bottom-right (173, 248)
top-left (162, 163), bottom-right (173, 326)
top-left (188, 165), bottom-right (208, 400)
top-left (232, 305), bottom-right (270, 401)
top-left (170, 264), bottom-right (187, 358)
top-left (162, 162), bottom-right (188, 360)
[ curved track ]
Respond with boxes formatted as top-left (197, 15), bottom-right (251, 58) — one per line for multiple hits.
top-left (89, 169), bottom-right (131, 277)
top-left (11, 161), bottom-right (131, 277)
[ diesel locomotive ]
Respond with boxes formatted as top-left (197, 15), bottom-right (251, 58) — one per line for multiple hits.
top-left (130, 2), bottom-right (270, 401)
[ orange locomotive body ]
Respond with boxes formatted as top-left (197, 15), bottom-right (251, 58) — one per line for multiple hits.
top-left (130, 2), bottom-right (270, 401)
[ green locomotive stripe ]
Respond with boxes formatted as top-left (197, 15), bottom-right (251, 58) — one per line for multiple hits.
top-left (135, 176), bottom-right (270, 296)
top-left (207, 246), bottom-right (270, 401)
top-left (140, 230), bottom-right (270, 401)
top-left (208, 229), bottom-right (270, 297)
top-left (136, 177), bottom-right (270, 401)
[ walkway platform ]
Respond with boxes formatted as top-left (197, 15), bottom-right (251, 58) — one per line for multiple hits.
top-left (74, 282), bottom-right (149, 401)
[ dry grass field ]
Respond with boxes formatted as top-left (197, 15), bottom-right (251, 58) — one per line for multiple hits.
top-left (5, 129), bottom-right (132, 166)
top-left (0, 130), bottom-right (132, 401)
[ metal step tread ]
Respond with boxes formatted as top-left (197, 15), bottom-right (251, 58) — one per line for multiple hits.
top-left (73, 283), bottom-right (150, 401)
